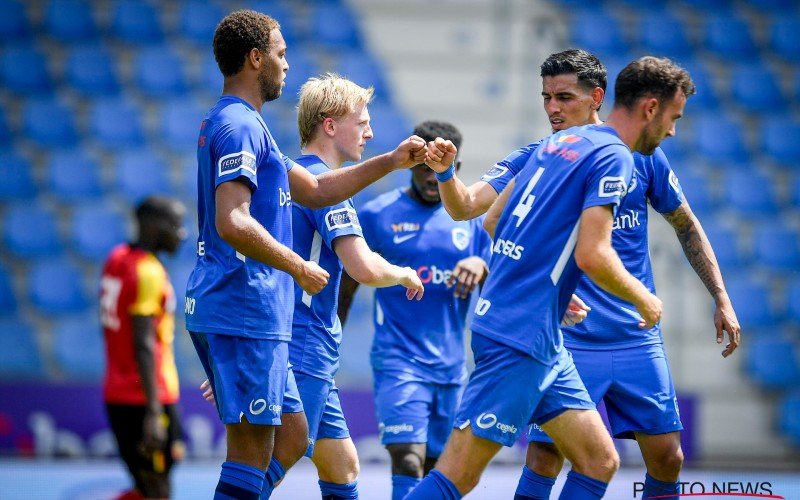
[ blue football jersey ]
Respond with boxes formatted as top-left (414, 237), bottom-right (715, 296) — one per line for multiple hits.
top-left (185, 96), bottom-right (296, 340)
top-left (480, 140), bottom-right (542, 194)
top-left (563, 147), bottom-right (683, 349)
top-left (470, 125), bottom-right (633, 365)
top-left (360, 189), bottom-right (492, 384)
top-left (290, 155), bottom-right (363, 380)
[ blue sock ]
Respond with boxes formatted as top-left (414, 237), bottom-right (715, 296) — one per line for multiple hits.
top-left (392, 474), bottom-right (421, 500)
top-left (643, 473), bottom-right (679, 500)
top-left (558, 470), bottom-right (607, 500)
top-left (215, 461), bottom-right (265, 500)
top-left (259, 458), bottom-right (286, 499)
top-left (405, 470), bottom-right (461, 500)
top-left (514, 465), bottom-right (556, 499)
top-left (319, 479), bottom-right (358, 499)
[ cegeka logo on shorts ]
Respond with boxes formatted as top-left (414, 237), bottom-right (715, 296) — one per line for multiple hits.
top-left (476, 412), bottom-right (517, 434)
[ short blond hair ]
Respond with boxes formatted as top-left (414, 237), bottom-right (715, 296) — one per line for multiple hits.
top-left (297, 73), bottom-right (374, 148)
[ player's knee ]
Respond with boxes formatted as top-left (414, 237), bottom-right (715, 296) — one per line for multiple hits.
top-left (654, 446), bottom-right (684, 477)
top-left (526, 442), bottom-right (564, 477)
top-left (388, 445), bottom-right (425, 478)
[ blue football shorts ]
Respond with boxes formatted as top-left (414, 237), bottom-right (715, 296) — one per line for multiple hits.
top-left (373, 370), bottom-right (463, 458)
top-left (454, 333), bottom-right (594, 447)
top-left (528, 342), bottom-right (683, 443)
top-left (291, 371), bottom-right (350, 457)
top-left (189, 331), bottom-right (289, 426)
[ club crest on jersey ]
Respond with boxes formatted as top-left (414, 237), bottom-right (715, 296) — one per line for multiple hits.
top-left (481, 164), bottom-right (508, 180)
top-left (218, 151), bottom-right (257, 177)
top-left (326, 208), bottom-right (359, 230)
top-left (598, 176), bottom-right (627, 198)
top-left (557, 134), bottom-right (581, 144)
top-left (451, 227), bottom-right (470, 251)
top-left (668, 170), bottom-right (681, 192)
top-left (628, 174), bottom-right (638, 193)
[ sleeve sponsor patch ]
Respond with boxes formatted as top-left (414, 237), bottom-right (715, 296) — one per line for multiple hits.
top-left (598, 176), bottom-right (627, 198)
top-left (480, 164), bottom-right (509, 181)
top-left (218, 151), bottom-right (257, 177)
top-left (668, 170), bottom-right (681, 192)
top-left (325, 208), bottom-right (360, 231)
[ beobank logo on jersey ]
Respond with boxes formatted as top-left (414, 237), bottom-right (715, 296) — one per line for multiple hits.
top-left (416, 265), bottom-right (452, 285)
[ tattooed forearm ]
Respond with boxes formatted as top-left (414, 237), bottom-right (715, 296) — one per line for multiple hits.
top-left (662, 202), bottom-right (727, 301)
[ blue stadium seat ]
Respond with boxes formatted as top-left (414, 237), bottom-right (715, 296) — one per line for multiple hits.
top-left (745, 338), bottom-right (800, 389)
top-left (701, 221), bottom-right (743, 271)
top-left (115, 150), bottom-right (172, 203)
top-left (779, 392), bottom-right (800, 447)
top-left (761, 117), bottom-right (800, 166)
top-left (0, 0), bottom-right (31, 42)
top-left (65, 45), bottom-right (120, 96)
top-left (178, 0), bottom-right (224, 46)
top-left (675, 169), bottom-right (716, 218)
top-left (0, 105), bottom-right (12, 146)
top-left (675, 0), bottom-right (731, 9)
top-left (750, 0), bottom-right (798, 11)
top-left (246, 1), bottom-right (301, 44)
top-left (772, 14), bottom-right (800, 63)
top-left (43, 0), bottom-right (98, 42)
top-left (704, 14), bottom-right (759, 61)
top-left (197, 52), bottom-right (223, 95)
top-left (363, 103), bottom-right (410, 153)
top-left (159, 100), bottom-right (206, 153)
top-left (180, 156), bottom-right (198, 199)
top-left (723, 170), bottom-right (779, 218)
top-left (310, 3), bottom-right (362, 49)
top-left (3, 205), bottom-right (61, 258)
top-left (753, 223), bottom-right (800, 273)
top-left (281, 45), bottom-right (320, 101)
top-left (679, 60), bottom-right (718, 110)
top-left (22, 98), bottom-right (78, 147)
top-left (47, 149), bottom-right (104, 202)
top-left (792, 175), bottom-right (800, 207)
top-left (0, 319), bottom-right (43, 378)
top-left (730, 64), bottom-right (786, 113)
top-left (571, 12), bottom-right (626, 59)
top-left (133, 46), bottom-right (188, 98)
top-left (337, 51), bottom-right (391, 102)
top-left (0, 45), bottom-right (52, 95)
top-left (29, 258), bottom-right (88, 314)
top-left (692, 114), bottom-right (748, 162)
top-left (0, 264), bottom-right (17, 316)
top-left (0, 150), bottom-right (36, 201)
top-left (637, 11), bottom-right (691, 58)
top-left (53, 314), bottom-right (105, 379)
top-left (89, 97), bottom-right (144, 148)
top-left (726, 275), bottom-right (775, 329)
top-left (71, 203), bottom-right (128, 261)
top-left (110, 0), bottom-right (163, 44)
top-left (787, 277), bottom-right (800, 325)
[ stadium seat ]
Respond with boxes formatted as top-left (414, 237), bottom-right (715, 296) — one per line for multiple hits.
top-left (115, 149), bottom-right (172, 203)
top-left (180, 156), bottom-right (198, 199)
top-left (787, 277), bottom-right (800, 325)
top-left (0, 45), bottom-right (52, 95)
top-left (700, 221), bottom-right (743, 271)
top-left (246, 1), bottom-right (301, 44)
top-left (178, 0), bottom-right (224, 46)
top-left (197, 52), bottom-right (224, 95)
top-left (71, 203), bottom-right (128, 262)
top-left (761, 117), bottom-right (800, 166)
top-left (636, 11), bottom-right (691, 58)
top-left (110, 0), bottom-right (163, 44)
top-left (43, 0), bottom-right (98, 42)
top-left (0, 105), bottom-right (11, 146)
top-left (771, 15), bottom-right (800, 62)
top-left (779, 392), bottom-right (800, 447)
top-left (47, 149), bottom-right (104, 202)
top-left (570, 12), bottom-right (626, 60)
top-left (3, 205), bottom-right (61, 258)
top-left (692, 114), bottom-right (748, 163)
top-left (337, 51), bottom-right (392, 102)
top-left (0, 264), bottom-right (17, 316)
top-left (22, 98), bottom-right (78, 147)
top-left (0, 150), bottom-right (36, 201)
top-left (53, 314), bottom-right (105, 379)
top-left (159, 100), bottom-right (206, 153)
top-left (730, 64), bottom-right (786, 113)
top-left (753, 223), bottom-right (800, 273)
top-left (745, 338), bottom-right (800, 389)
top-left (678, 59), bottom-right (718, 110)
top-left (133, 46), bottom-right (188, 98)
top-left (363, 103), bottom-right (411, 153)
top-left (0, 0), bottom-right (31, 42)
top-left (726, 276), bottom-right (775, 329)
top-left (703, 14), bottom-right (759, 61)
top-left (674, 169), bottom-right (716, 218)
top-left (28, 258), bottom-right (89, 314)
top-left (0, 319), bottom-right (43, 379)
top-left (89, 97), bottom-right (144, 149)
top-left (723, 170), bottom-right (779, 218)
top-left (792, 175), bottom-right (800, 207)
top-left (750, 0), bottom-right (798, 12)
top-left (281, 45), bottom-right (320, 101)
top-left (675, 0), bottom-right (731, 9)
top-left (65, 45), bottom-right (120, 96)
top-left (310, 3), bottom-right (362, 50)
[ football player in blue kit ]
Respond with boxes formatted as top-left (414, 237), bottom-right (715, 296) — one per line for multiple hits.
top-left (406, 57), bottom-right (694, 500)
top-left (185, 11), bottom-right (427, 499)
top-left (430, 49), bottom-right (741, 500)
top-left (337, 121), bottom-right (493, 500)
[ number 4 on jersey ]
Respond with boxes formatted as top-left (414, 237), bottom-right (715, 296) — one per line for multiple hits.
top-left (511, 167), bottom-right (545, 227)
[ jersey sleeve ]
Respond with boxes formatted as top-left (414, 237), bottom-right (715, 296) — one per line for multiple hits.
top-left (646, 147), bottom-right (684, 213)
top-left (129, 257), bottom-right (165, 317)
top-left (211, 116), bottom-right (263, 190)
top-left (471, 216), bottom-right (493, 262)
top-left (583, 145), bottom-right (634, 214)
top-left (282, 154), bottom-right (296, 173)
top-left (313, 198), bottom-right (363, 250)
top-left (480, 141), bottom-right (541, 194)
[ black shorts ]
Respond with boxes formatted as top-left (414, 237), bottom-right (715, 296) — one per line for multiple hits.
top-left (106, 403), bottom-right (184, 498)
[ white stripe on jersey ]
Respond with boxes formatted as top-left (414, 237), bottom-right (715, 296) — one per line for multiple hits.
top-left (301, 231), bottom-right (323, 307)
top-left (550, 221), bottom-right (580, 285)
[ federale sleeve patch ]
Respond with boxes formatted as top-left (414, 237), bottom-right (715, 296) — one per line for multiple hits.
top-left (325, 208), bottom-right (360, 231)
top-left (598, 176), bottom-right (628, 198)
top-left (218, 151), bottom-right (257, 177)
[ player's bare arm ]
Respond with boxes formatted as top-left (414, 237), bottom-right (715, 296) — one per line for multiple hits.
top-left (289, 135), bottom-right (427, 209)
top-left (216, 180), bottom-right (329, 295)
top-left (131, 315), bottom-right (167, 452)
top-left (446, 256), bottom-right (488, 299)
top-left (336, 272), bottom-right (360, 326)
top-left (662, 200), bottom-right (741, 357)
top-left (575, 205), bottom-right (662, 328)
top-left (483, 178), bottom-right (516, 238)
top-left (440, 178), bottom-right (502, 221)
top-left (333, 235), bottom-right (424, 301)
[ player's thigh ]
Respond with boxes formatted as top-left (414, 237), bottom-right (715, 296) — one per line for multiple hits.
top-left (605, 344), bottom-right (682, 439)
top-left (435, 425), bottom-right (503, 492)
top-left (427, 382), bottom-right (462, 459)
top-left (312, 437), bottom-right (359, 484)
top-left (373, 371), bottom-right (434, 447)
top-left (539, 408), bottom-right (616, 475)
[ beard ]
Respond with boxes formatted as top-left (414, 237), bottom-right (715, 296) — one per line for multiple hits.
top-left (259, 69), bottom-right (283, 102)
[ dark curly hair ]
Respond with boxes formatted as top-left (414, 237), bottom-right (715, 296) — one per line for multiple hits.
top-left (540, 49), bottom-right (607, 93)
top-left (213, 10), bottom-right (280, 77)
top-left (614, 56), bottom-right (696, 110)
top-left (413, 120), bottom-right (463, 150)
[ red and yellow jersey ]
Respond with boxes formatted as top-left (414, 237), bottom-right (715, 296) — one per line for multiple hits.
top-left (100, 243), bottom-right (179, 405)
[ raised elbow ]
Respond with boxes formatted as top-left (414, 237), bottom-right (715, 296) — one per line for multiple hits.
top-left (215, 214), bottom-right (240, 246)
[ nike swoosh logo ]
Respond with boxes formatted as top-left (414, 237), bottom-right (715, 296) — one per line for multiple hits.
top-left (393, 233), bottom-right (418, 244)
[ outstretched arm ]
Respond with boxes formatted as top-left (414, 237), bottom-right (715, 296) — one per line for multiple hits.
top-left (661, 201), bottom-right (741, 357)
top-left (334, 235), bottom-right (423, 300)
top-left (439, 178), bottom-right (503, 221)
